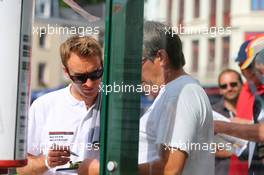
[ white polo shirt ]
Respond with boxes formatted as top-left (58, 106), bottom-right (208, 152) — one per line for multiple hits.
top-left (27, 85), bottom-right (100, 175)
top-left (139, 75), bottom-right (214, 175)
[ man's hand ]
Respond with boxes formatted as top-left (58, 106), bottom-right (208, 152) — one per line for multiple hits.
top-left (46, 144), bottom-right (71, 168)
top-left (16, 154), bottom-right (47, 175)
top-left (77, 159), bottom-right (99, 175)
top-left (17, 145), bottom-right (71, 175)
top-left (215, 149), bottom-right (233, 158)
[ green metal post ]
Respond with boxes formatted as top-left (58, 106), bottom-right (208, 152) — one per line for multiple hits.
top-left (100, 0), bottom-right (144, 175)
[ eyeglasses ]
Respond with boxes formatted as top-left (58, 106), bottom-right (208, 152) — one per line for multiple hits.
top-left (67, 68), bottom-right (103, 84)
top-left (219, 82), bottom-right (238, 89)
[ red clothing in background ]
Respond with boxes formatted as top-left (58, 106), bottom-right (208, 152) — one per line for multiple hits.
top-left (237, 83), bottom-right (264, 120)
top-left (229, 82), bottom-right (264, 175)
top-left (237, 83), bottom-right (254, 120)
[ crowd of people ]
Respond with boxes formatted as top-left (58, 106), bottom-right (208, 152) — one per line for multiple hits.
top-left (214, 35), bottom-right (264, 175)
top-left (16, 21), bottom-right (264, 175)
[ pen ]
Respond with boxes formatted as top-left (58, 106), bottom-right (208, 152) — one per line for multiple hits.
top-left (70, 151), bottom-right (79, 157)
top-left (50, 144), bottom-right (79, 157)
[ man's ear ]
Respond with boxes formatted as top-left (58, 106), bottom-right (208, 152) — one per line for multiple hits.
top-left (62, 66), bottom-right (70, 78)
top-left (157, 49), bottom-right (169, 66)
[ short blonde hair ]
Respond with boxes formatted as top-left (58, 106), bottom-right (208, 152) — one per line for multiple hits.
top-left (60, 36), bottom-right (102, 67)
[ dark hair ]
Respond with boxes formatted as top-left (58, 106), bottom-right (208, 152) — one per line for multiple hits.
top-left (218, 69), bottom-right (243, 86)
top-left (143, 21), bottom-right (185, 70)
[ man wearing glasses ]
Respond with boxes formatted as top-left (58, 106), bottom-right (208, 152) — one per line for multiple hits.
top-left (215, 36), bottom-right (264, 175)
top-left (138, 21), bottom-right (214, 175)
top-left (215, 69), bottom-right (243, 120)
top-left (213, 69), bottom-right (245, 175)
top-left (17, 36), bottom-right (102, 175)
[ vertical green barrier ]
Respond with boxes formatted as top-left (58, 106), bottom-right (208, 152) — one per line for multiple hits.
top-left (100, 0), bottom-right (143, 175)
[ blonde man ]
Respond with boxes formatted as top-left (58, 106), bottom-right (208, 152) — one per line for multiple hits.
top-left (17, 36), bottom-right (102, 175)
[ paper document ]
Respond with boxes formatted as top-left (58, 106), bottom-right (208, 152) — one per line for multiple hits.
top-left (213, 110), bottom-right (230, 122)
top-left (213, 111), bottom-right (248, 156)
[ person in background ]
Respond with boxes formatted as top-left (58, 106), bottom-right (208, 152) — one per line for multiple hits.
top-left (222, 38), bottom-right (264, 175)
top-left (214, 69), bottom-right (243, 119)
top-left (235, 40), bottom-right (264, 121)
top-left (213, 69), bottom-right (246, 175)
top-left (215, 36), bottom-right (264, 175)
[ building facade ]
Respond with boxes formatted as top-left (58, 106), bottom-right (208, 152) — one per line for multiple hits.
top-left (144, 0), bottom-right (264, 85)
top-left (31, 0), bottom-right (104, 90)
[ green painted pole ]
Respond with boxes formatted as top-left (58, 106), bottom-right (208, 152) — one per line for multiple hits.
top-left (100, 0), bottom-right (143, 174)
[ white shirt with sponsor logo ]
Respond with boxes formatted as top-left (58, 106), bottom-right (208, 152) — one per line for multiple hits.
top-left (27, 85), bottom-right (100, 175)
top-left (138, 75), bottom-right (214, 175)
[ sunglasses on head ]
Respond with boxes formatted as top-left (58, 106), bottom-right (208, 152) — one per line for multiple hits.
top-left (67, 68), bottom-right (103, 84)
top-left (219, 82), bottom-right (238, 89)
